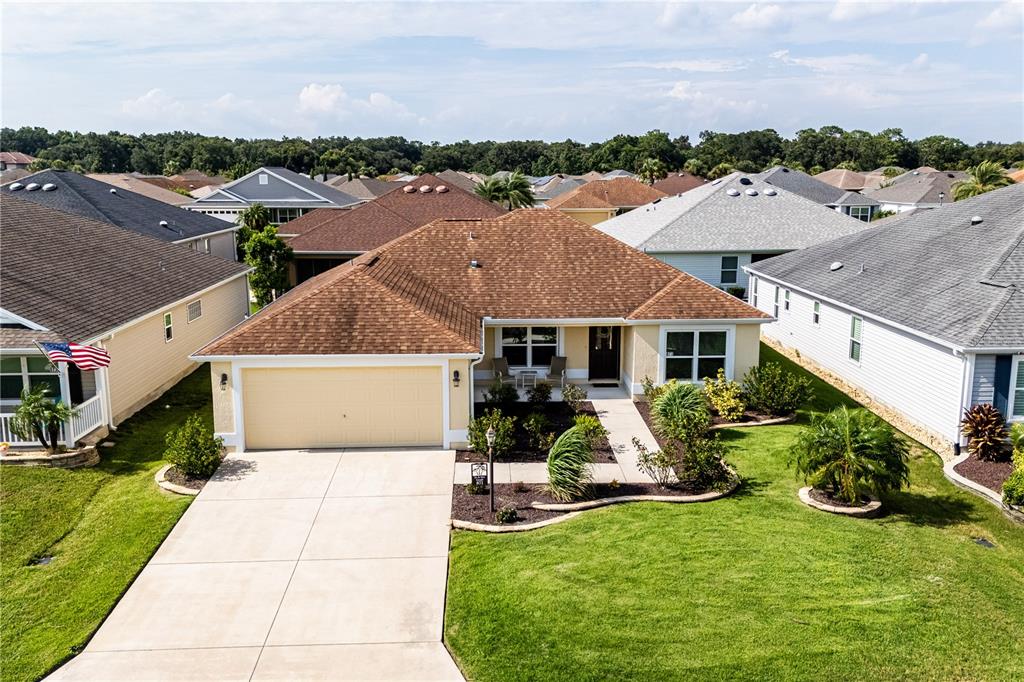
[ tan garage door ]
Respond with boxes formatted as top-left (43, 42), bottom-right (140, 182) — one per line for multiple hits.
top-left (242, 366), bottom-right (443, 449)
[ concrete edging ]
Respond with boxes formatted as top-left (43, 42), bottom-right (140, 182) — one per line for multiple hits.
top-left (451, 512), bottom-right (583, 533)
top-left (0, 445), bottom-right (99, 468)
top-left (154, 464), bottom-right (201, 497)
top-left (798, 486), bottom-right (881, 518)
top-left (943, 453), bottom-right (1024, 524)
top-left (709, 415), bottom-right (794, 430)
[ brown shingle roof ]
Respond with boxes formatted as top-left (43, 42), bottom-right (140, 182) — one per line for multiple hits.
top-left (285, 173), bottom-right (505, 253)
top-left (87, 174), bottom-right (192, 206)
top-left (198, 208), bottom-right (767, 357)
top-left (652, 172), bottom-right (706, 195)
top-left (0, 151), bottom-right (35, 165)
top-left (1, 195), bottom-right (249, 342)
top-left (546, 177), bottom-right (667, 210)
top-left (325, 176), bottom-right (395, 199)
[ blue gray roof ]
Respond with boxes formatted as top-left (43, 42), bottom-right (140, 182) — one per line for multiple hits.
top-left (189, 167), bottom-right (360, 208)
top-left (747, 183), bottom-right (1024, 349)
top-left (755, 166), bottom-right (878, 207)
top-left (595, 172), bottom-right (873, 253)
top-left (2, 170), bottom-right (234, 241)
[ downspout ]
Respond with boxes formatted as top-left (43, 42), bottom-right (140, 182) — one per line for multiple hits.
top-left (467, 317), bottom-right (490, 421)
top-left (954, 350), bottom-right (974, 456)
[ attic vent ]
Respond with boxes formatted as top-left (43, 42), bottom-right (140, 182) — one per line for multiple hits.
top-left (258, 174), bottom-right (268, 185)
top-left (971, 215), bottom-right (983, 225)
top-left (436, 185), bottom-right (449, 193)
top-left (25, 183), bottom-right (40, 191)
top-left (403, 185), bottom-right (416, 193)
top-left (419, 185), bottom-right (432, 193)
top-left (764, 188), bottom-right (777, 196)
top-left (109, 188), bottom-right (117, 194)
top-left (8, 182), bottom-right (23, 191)
top-left (469, 259), bottom-right (481, 269)
top-left (726, 188), bottom-right (740, 197)
top-left (745, 189), bottom-right (758, 196)
top-left (830, 261), bottom-right (843, 271)
top-left (739, 177), bottom-right (753, 185)
top-left (41, 183), bottom-right (56, 191)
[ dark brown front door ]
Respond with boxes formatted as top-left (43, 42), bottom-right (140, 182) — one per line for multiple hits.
top-left (588, 326), bottom-right (620, 380)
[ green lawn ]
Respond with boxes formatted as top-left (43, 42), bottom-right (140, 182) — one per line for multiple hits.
top-left (0, 367), bottom-right (211, 682)
top-left (445, 345), bottom-right (1024, 681)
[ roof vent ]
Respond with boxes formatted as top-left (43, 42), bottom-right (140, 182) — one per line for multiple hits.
top-left (764, 188), bottom-right (777, 196)
top-left (159, 220), bottom-right (170, 228)
top-left (781, 168), bottom-right (790, 173)
top-left (468, 231), bottom-right (475, 240)
top-left (41, 183), bottom-right (56, 191)
top-left (711, 178), bottom-right (723, 185)
top-left (469, 259), bottom-right (481, 269)
top-left (726, 188), bottom-right (740, 197)
top-left (745, 188), bottom-right (758, 196)
top-left (970, 215), bottom-right (983, 225)
top-left (25, 183), bottom-right (40, 191)
top-left (8, 182), bottom-right (23, 191)
top-left (830, 261), bottom-right (843, 272)
top-left (436, 185), bottom-right (449, 193)
top-left (419, 185), bottom-right (432, 193)
top-left (403, 186), bottom-right (416, 193)
top-left (109, 188), bottom-right (117, 194)
top-left (739, 177), bottom-right (753, 185)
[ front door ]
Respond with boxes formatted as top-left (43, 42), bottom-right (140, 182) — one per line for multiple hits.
top-left (588, 326), bottom-right (620, 381)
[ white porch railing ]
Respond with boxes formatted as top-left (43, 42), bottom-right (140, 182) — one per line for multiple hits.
top-left (0, 395), bottom-right (104, 447)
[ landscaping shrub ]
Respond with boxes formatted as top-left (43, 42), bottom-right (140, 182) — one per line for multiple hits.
top-left (791, 406), bottom-right (910, 504)
top-left (496, 505), bottom-right (519, 524)
top-left (960, 404), bottom-right (1009, 461)
top-left (466, 482), bottom-right (487, 495)
top-left (703, 369), bottom-right (746, 422)
top-left (526, 383), bottom-right (552, 406)
top-left (572, 414), bottom-right (608, 448)
top-left (523, 412), bottom-right (555, 450)
top-left (163, 414), bottom-right (223, 478)
top-left (641, 375), bottom-right (666, 404)
top-left (546, 426), bottom-right (594, 502)
top-left (679, 435), bottom-right (735, 491)
top-left (742, 362), bottom-right (813, 416)
top-left (1004, 427), bottom-right (1024, 507)
top-left (469, 409), bottom-right (516, 457)
top-left (632, 436), bottom-right (679, 488)
top-left (561, 383), bottom-right (588, 414)
top-left (725, 286), bottom-right (746, 299)
top-left (651, 380), bottom-right (710, 443)
top-left (484, 381), bottom-right (518, 407)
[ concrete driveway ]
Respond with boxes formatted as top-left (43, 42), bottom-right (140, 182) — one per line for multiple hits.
top-left (49, 449), bottom-right (463, 681)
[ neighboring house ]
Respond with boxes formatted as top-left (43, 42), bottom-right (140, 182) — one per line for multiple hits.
top-left (652, 172), bottom-right (706, 195)
top-left (165, 169), bottom-right (228, 192)
top-left (0, 151), bottom-right (36, 170)
top-left (745, 183), bottom-right (1023, 457)
top-left (186, 166), bottom-right (361, 225)
top-left (814, 168), bottom-right (871, 192)
top-left (864, 168), bottom-right (969, 213)
top-left (194, 208), bottom-right (769, 451)
top-left (603, 169), bottom-right (636, 179)
top-left (595, 173), bottom-right (873, 294)
top-left (532, 175), bottom-right (587, 204)
top-left (282, 173), bottom-right (505, 284)
top-left (0, 196), bottom-right (250, 446)
top-left (755, 166), bottom-right (880, 221)
top-left (0, 168), bottom-right (30, 184)
top-left (325, 176), bottom-right (395, 199)
top-left (88, 173), bottom-right (192, 206)
top-left (546, 177), bottom-right (667, 225)
top-left (2, 170), bottom-right (239, 260)
top-left (436, 169), bottom-right (480, 193)
top-left (1009, 168), bottom-right (1024, 184)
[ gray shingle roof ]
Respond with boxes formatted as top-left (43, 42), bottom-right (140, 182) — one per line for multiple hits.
top-left (595, 172), bottom-right (874, 253)
top-left (747, 183), bottom-right (1024, 349)
top-left (2, 170), bottom-right (235, 241)
top-left (863, 170), bottom-right (968, 206)
top-left (755, 166), bottom-right (877, 207)
top-left (0, 195), bottom-right (249, 342)
top-left (190, 167), bottom-right (360, 208)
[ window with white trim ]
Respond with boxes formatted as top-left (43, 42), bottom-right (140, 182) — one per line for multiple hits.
top-left (849, 316), bottom-right (863, 362)
top-left (849, 206), bottom-right (872, 222)
top-left (812, 301), bottom-right (820, 326)
top-left (751, 277), bottom-right (758, 308)
top-left (720, 256), bottom-right (738, 285)
top-left (773, 287), bottom-right (780, 317)
top-left (665, 330), bottom-right (727, 382)
top-left (203, 238), bottom-right (211, 254)
top-left (500, 327), bottom-right (557, 367)
top-left (1, 356), bottom-right (60, 402)
top-left (187, 300), bottom-right (203, 323)
top-left (163, 312), bottom-right (174, 342)
top-left (1011, 359), bottom-right (1024, 419)
top-left (783, 289), bottom-right (791, 312)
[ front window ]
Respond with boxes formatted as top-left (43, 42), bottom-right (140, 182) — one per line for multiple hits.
top-left (849, 316), bottom-right (863, 362)
top-left (665, 330), bottom-right (727, 382)
top-left (269, 207), bottom-right (303, 225)
top-left (164, 313), bottom-right (174, 342)
top-left (849, 206), bottom-right (872, 222)
top-left (1012, 360), bottom-right (1024, 419)
top-left (500, 326), bottom-right (557, 367)
top-left (1, 356), bottom-right (60, 402)
top-left (720, 256), bottom-right (738, 285)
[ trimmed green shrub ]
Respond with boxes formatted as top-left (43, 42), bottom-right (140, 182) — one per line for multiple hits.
top-left (960, 404), bottom-right (1009, 462)
top-left (572, 414), bottom-right (608, 448)
top-left (469, 409), bottom-right (516, 458)
top-left (679, 435), bottom-right (735, 491)
top-left (1011, 422), bottom-right (1024, 454)
top-left (1003, 469), bottom-right (1024, 507)
top-left (495, 505), bottom-right (519, 524)
top-left (523, 412), bottom-right (554, 450)
top-left (561, 383), bottom-right (588, 413)
top-left (466, 482), bottom-right (487, 495)
top-left (484, 381), bottom-right (518, 407)
top-left (632, 436), bottom-right (679, 488)
top-left (742, 362), bottom-right (813, 416)
top-left (546, 426), bottom-right (594, 502)
top-left (164, 414), bottom-right (223, 478)
top-left (526, 383), bottom-right (552, 406)
top-left (651, 380), bottom-right (710, 443)
top-left (791, 406), bottom-right (910, 504)
top-left (703, 369), bottom-right (746, 422)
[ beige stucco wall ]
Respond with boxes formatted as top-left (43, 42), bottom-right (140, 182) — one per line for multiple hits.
top-left (631, 325), bottom-right (661, 390)
top-left (480, 327), bottom-right (496, 369)
top-left (562, 326), bottom-right (589, 371)
top-left (558, 209), bottom-right (615, 226)
top-left (449, 359), bottom-right (470, 439)
top-left (733, 323), bottom-right (762, 382)
top-left (105, 276), bottom-right (248, 424)
top-left (209, 361), bottom-right (235, 437)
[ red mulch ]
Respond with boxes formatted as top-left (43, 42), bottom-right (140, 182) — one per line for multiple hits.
top-left (165, 465), bottom-right (210, 491)
top-left (456, 401), bottom-right (615, 463)
top-left (954, 454), bottom-right (1013, 493)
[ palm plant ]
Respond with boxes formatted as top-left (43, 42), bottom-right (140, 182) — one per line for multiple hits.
top-left (9, 385), bottom-right (79, 454)
top-left (474, 177), bottom-right (506, 205)
top-left (636, 157), bottom-right (668, 185)
top-left (960, 404), bottom-right (1009, 461)
top-left (791, 406), bottom-right (910, 504)
top-left (546, 426), bottom-right (594, 502)
top-left (952, 161), bottom-right (1013, 201)
top-left (503, 171), bottom-right (535, 209)
top-left (651, 381), bottom-right (710, 443)
top-left (235, 203), bottom-right (271, 260)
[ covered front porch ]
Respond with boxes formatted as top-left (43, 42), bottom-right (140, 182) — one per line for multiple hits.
top-left (0, 352), bottom-right (107, 448)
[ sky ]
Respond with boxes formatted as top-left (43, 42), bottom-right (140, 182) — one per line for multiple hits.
top-left (2, 1), bottom-right (1022, 144)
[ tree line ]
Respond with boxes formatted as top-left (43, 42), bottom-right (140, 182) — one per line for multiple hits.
top-left (3, 125), bottom-right (1021, 180)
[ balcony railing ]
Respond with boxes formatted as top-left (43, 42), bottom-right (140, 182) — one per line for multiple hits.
top-left (0, 395), bottom-right (104, 447)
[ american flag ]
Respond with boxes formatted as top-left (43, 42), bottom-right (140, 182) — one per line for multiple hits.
top-left (38, 342), bottom-right (111, 370)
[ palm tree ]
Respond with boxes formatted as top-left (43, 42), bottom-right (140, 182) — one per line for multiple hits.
top-left (10, 385), bottom-right (79, 454)
top-left (503, 171), bottom-right (534, 209)
top-left (474, 177), bottom-right (506, 205)
top-left (636, 157), bottom-right (668, 185)
top-left (791, 406), bottom-right (910, 504)
top-left (235, 203), bottom-right (271, 260)
top-left (952, 160), bottom-right (1013, 201)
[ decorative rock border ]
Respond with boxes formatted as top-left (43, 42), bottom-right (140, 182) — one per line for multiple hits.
top-left (154, 464), bottom-right (200, 496)
top-left (709, 415), bottom-right (794, 431)
top-left (0, 446), bottom-right (98, 469)
top-left (943, 453), bottom-right (1024, 524)
top-left (798, 486), bottom-right (881, 518)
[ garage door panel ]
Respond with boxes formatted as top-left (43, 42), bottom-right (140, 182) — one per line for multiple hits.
top-left (242, 367), bottom-right (443, 449)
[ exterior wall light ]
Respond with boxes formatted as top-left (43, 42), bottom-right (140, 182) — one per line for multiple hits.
top-left (453, 369), bottom-right (461, 387)
top-left (220, 373), bottom-right (229, 391)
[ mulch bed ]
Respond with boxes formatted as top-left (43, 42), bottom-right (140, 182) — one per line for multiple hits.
top-left (164, 465), bottom-right (211, 491)
top-left (456, 401), bottom-right (615, 463)
top-left (635, 402), bottom-right (786, 450)
top-left (451, 481), bottom-right (711, 526)
top-left (954, 454), bottom-right (1013, 493)
top-left (808, 487), bottom-right (871, 508)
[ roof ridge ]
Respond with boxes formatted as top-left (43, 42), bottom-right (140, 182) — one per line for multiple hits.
top-left (358, 271), bottom-right (480, 350)
top-left (981, 206), bottom-right (1024, 283)
top-left (968, 286), bottom-right (1017, 347)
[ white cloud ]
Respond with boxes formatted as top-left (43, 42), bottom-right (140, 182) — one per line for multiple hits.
top-left (297, 83), bottom-right (348, 115)
top-left (829, 1), bottom-right (892, 23)
top-left (731, 4), bottom-right (784, 30)
top-left (770, 50), bottom-right (882, 74)
top-left (970, 1), bottom-right (1024, 45)
top-left (120, 89), bottom-right (184, 120)
top-left (666, 80), bottom-right (758, 116)
top-left (295, 83), bottom-right (419, 124)
top-left (613, 59), bottom-right (746, 73)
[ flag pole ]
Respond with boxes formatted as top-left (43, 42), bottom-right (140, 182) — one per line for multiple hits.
top-left (31, 340), bottom-right (60, 372)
